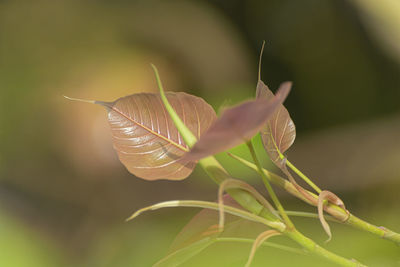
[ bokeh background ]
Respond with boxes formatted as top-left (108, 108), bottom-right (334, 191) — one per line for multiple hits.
top-left (1, 0), bottom-right (400, 266)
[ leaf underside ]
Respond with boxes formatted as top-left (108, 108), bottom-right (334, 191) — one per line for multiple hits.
top-left (101, 92), bottom-right (216, 180)
top-left (184, 85), bottom-right (291, 161)
top-left (159, 195), bottom-right (268, 266)
top-left (168, 195), bottom-right (242, 253)
top-left (257, 80), bottom-right (296, 167)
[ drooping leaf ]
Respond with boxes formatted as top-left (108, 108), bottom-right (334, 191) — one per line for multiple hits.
top-left (159, 195), bottom-right (294, 266)
top-left (218, 179), bottom-right (279, 230)
top-left (99, 92), bottom-right (216, 180)
top-left (317, 190), bottom-right (348, 243)
top-left (183, 84), bottom-right (291, 161)
top-left (168, 195), bottom-right (243, 253)
top-left (164, 195), bottom-right (270, 266)
top-left (280, 159), bottom-right (318, 206)
top-left (257, 81), bottom-right (296, 167)
top-left (153, 238), bottom-right (215, 267)
top-left (126, 199), bottom-right (279, 228)
top-left (245, 230), bottom-right (281, 267)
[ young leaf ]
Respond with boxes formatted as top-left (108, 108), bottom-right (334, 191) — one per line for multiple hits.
top-left (245, 230), bottom-right (281, 267)
top-left (97, 92), bottom-right (216, 180)
top-left (257, 81), bottom-right (296, 167)
top-left (218, 179), bottom-right (279, 231)
top-left (280, 159), bottom-right (318, 206)
top-left (256, 42), bottom-right (296, 168)
top-left (183, 84), bottom-right (291, 161)
top-left (317, 190), bottom-right (348, 243)
top-left (167, 196), bottom-right (271, 263)
top-left (156, 196), bottom-right (294, 266)
top-left (153, 238), bottom-right (215, 267)
top-left (168, 195), bottom-right (243, 253)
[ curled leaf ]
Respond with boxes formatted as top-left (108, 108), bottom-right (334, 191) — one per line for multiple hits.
top-left (168, 195), bottom-right (243, 254)
top-left (317, 190), bottom-right (348, 243)
top-left (68, 92), bottom-right (216, 180)
top-left (218, 179), bottom-right (279, 231)
top-left (160, 196), bottom-right (289, 266)
top-left (228, 153), bottom-right (353, 222)
top-left (245, 230), bottom-right (281, 267)
top-left (183, 84), bottom-right (291, 161)
top-left (256, 41), bottom-right (296, 167)
top-left (280, 159), bottom-right (318, 206)
top-left (153, 238), bottom-right (215, 267)
top-left (257, 80), bottom-right (296, 167)
top-left (126, 199), bottom-right (284, 230)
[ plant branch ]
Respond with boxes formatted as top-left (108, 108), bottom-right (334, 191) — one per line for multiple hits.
top-left (246, 140), bottom-right (294, 228)
top-left (230, 152), bottom-right (400, 245)
top-left (286, 211), bottom-right (337, 222)
top-left (272, 142), bottom-right (321, 193)
top-left (152, 66), bottom-right (367, 266)
top-left (285, 229), bottom-right (366, 267)
top-left (151, 64), bottom-right (197, 147)
top-left (126, 199), bottom-right (285, 231)
top-left (215, 237), bottom-right (305, 255)
top-left (285, 158), bottom-right (321, 193)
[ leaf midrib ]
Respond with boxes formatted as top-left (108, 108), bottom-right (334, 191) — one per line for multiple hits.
top-left (110, 104), bottom-right (189, 152)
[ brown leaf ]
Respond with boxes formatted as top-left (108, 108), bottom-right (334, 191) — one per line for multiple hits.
top-left (99, 92), bottom-right (216, 180)
top-left (168, 195), bottom-right (267, 253)
top-left (257, 80), bottom-right (296, 167)
top-left (184, 84), bottom-right (291, 161)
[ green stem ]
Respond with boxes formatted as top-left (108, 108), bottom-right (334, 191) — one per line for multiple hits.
top-left (152, 64), bottom-right (280, 223)
top-left (285, 229), bottom-right (365, 267)
top-left (230, 153), bottom-right (400, 245)
top-left (246, 140), bottom-right (294, 228)
top-left (126, 199), bottom-right (285, 230)
top-left (286, 211), bottom-right (336, 222)
top-left (215, 237), bottom-right (305, 255)
top-left (202, 155), bottom-right (364, 266)
top-left (151, 66), bottom-right (366, 266)
top-left (285, 158), bottom-right (321, 193)
top-left (198, 156), bottom-right (279, 223)
top-left (347, 215), bottom-right (400, 244)
top-left (151, 64), bottom-right (197, 147)
top-left (270, 131), bottom-right (320, 193)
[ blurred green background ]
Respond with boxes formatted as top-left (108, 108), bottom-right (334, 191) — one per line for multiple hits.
top-left (1, 0), bottom-right (400, 266)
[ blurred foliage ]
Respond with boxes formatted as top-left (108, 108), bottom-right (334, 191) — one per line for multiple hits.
top-left (0, 0), bottom-right (399, 266)
top-left (0, 210), bottom-right (62, 266)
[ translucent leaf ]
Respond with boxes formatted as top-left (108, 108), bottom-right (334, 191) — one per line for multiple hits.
top-left (153, 238), bottom-right (215, 267)
top-left (245, 230), bottom-right (281, 267)
top-left (257, 81), bottom-right (296, 167)
top-left (184, 85), bottom-right (291, 161)
top-left (158, 196), bottom-right (292, 266)
top-left (317, 190), bottom-right (348, 243)
top-left (168, 195), bottom-right (243, 253)
top-left (217, 179), bottom-right (279, 230)
top-left (99, 92), bottom-right (216, 180)
top-left (146, 196), bottom-right (338, 266)
top-left (168, 195), bottom-right (267, 253)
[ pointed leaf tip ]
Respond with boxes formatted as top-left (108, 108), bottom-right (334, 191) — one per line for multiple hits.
top-left (103, 92), bottom-right (216, 180)
top-left (63, 95), bottom-right (96, 104)
top-left (183, 83), bottom-right (291, 161)
top-left (275, 82), bottom-right (292, 101)
top-left (63, 95), bottom-right (114, 109)
top-left (258, 41), bottom-right (266, 81)
top-left (258, 80), bottom-right (296, 168)
top-left (317, 190), bottom-right (347, 243)
top-left (245, 230), bottom-right (281, 267)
